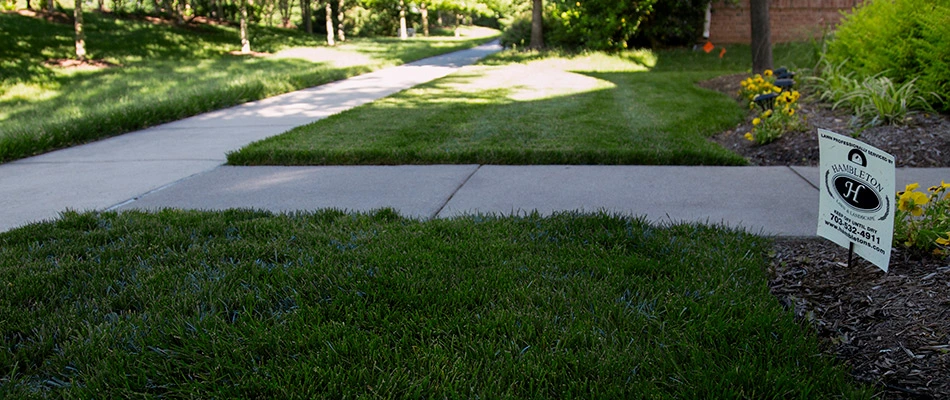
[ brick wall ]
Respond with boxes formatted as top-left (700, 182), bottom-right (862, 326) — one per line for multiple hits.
top-left (709, 0), bottom-right (864, 44)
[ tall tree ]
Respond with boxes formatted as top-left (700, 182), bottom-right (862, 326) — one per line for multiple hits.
top-left (529, 0), bottom-right (543, 49)
top-left (750, 0), bottom-right (772, 73)
top-left (325, 1), bottom-right (335, 45)
top-left (74, 0), bottom-right (86, 60)
top-left (420, 2), bottom-right (428, 36)
top-left (240, 0), bottom-right (251, 52)
top-left (301, 0), bottom-right (312, 33)
top-left (47, 0), bottom-right (54, 14)
top-left (337, 0), bottom-right (345, 41)
top-left (398, 0), bottom-right (407, 39)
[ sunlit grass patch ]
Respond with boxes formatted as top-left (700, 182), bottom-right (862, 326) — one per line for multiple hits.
top-left (228, 50), bottom-right (748, 166)
top-left (0, 209), bottom-right (874, 398)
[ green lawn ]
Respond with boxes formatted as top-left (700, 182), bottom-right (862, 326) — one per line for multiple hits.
top-left (228, 43), bottom-right (818, 166)
top-left (0, 11), bottom-right (498, 162)
top-left (0, 210), bottom-right (871, 398)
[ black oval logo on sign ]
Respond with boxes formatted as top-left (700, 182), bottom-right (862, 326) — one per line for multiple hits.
top-left (833, 175), bottom-right (881, 211)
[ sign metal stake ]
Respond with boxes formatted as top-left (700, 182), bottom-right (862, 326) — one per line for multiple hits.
top-left (847, 242), bottom-right (855, 269)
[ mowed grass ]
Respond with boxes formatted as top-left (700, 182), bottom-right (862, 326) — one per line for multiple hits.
top-left (0, 210), bottom-right (872, 398)
top-left (0, 11), bottom-right (498, 162)
top-left (228, 43), bottom-right (816, 166)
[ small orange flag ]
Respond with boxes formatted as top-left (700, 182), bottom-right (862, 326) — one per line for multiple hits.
top-left (719, 47), bottom-right (727, 58)
top-left (703, 41), bottom-right (714, 53)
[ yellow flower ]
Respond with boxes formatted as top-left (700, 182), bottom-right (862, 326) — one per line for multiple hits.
top-left (904, 183), bottom-right (920, 192)
top-left (764, 69), bottom-right (773, 77)
top-left (752, 117), bottom-right (761, 126)
top-left (744, 132), bottom-right (755, 141)
top-left (763, 109), bottom-right (773, 117)
top-left (898, 190), bottom-right (929, 216)
top-left (786, 108), bottom-right (795, 116)
top-left (936, 233), bottom-right (950, 246)
top-left (772, 86), bottom-right (782, 93)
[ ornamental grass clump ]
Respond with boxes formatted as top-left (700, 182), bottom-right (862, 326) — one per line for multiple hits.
top-left (894, 181), bottom-right (950, 258)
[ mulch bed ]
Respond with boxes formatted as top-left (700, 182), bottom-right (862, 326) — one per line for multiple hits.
top-left (700, 73), bottom-right (950, 399)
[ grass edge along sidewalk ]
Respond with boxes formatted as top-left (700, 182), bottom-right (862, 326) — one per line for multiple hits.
top-left (0, 11), bottom-right (498, 163)
top-left (0, 209), bottom-right (873, 398)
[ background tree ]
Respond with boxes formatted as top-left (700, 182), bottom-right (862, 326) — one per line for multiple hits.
top-left (420, 2), bottom-right (428, 36)
top-left (398, 0), bottom-right (407, 39)
top-left (301, 0), bottom-right (312, 33)
top-left (337, 0), bottom-right (346, 40)
top-left (240, 0), bottom-right (251, 52)
top-left (529, 0), bottom-right (542, 49)
top-left (74, 0), bottom-right (86, 60)
top-left (325, 0), bottom-right (335, 44)
top-left (750, 0), bottom-right (772, 73)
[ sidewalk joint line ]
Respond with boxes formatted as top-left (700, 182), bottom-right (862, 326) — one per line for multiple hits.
top-left (104, 166), bottom-right (222, 211)
top-left (787, 166), bottom-right (818, 191)
top-left (432, 165), bottom-right (481, 219)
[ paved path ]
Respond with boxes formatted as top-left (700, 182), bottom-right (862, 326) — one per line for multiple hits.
top-left (2, 41), bottom-right (948, 235)
top-left (0, 42), bottom-right (500, 232)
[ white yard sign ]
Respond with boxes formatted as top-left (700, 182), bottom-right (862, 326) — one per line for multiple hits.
top-left (817, 129), bottom-right (896, 272)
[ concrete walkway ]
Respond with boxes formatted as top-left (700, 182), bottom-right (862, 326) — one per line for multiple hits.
top-left (2, 41), bottom-right (948, 235)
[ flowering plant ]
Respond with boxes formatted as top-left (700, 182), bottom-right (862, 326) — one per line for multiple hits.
top-left (743, 89), bottom-right (805, 145)
top-left (738, 70), bottom-right (779, 101)
top-left (894, 181), bottom-right (950, 258)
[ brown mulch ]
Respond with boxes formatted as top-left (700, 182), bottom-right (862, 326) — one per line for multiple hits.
top-left (700, 74), bottom-right (950, 399)
top-left (702, 73), bottom-right (950, 168)
top-left (43, 58), bottom-right (117, 71)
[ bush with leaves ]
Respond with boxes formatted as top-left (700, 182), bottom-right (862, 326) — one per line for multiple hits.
top-left (894, 181), bottom-right (950, 258)
top-left (824, 0), bottom-right (950, 111)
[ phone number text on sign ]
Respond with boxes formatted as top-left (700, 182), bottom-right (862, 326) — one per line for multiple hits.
top-left (824, 210), bottom-right (887, 255)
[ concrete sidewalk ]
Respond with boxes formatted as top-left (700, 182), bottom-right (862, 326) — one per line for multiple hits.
top-left (116, 165), bottom-right (950, 237)
top-left (2, 40), bottom-right (947, 236)
top-left (0, 41), bottom-right (502, 232)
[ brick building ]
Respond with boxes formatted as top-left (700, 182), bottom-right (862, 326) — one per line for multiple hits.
top-left (708, 0), bottom-right (865, 44)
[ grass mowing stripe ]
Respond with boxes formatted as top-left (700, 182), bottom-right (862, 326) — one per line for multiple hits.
top-left (227, 52), bottom-right (749, 166)
top-left (228, 43), bottom-right (821, 167)
top-left (0, 210), bottom-right (873, 398)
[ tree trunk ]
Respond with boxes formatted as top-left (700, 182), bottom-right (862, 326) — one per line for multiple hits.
top-left (436, 10), bottom-right (442, 26)
top-left (27, 0), bottom-right (31, 10)
top-left (454, 13), bottom-right (459, 37)
top-left (420, 2), bottom-right (428, 37)
top-left (240, 0), bottom-right (251, 53)
top-left (174, 0), bottom-right (184, 25)
top-left (398, 0), bottom-right (407, 39)
top-left (750, 0), bottom-right (772, 74)
top-left (97, 0), bottom-right (104, 12)
top-left (73, 0), bottom-right (86, 60)
top-left (74, 0), bottom-right (86, 60)
top-left (336, 0), bottom-right (345, 41)
top-left (301, 0), bottom-right (311, 34)
top-left (529, 0), bottom-right (543, 49)
top-left (325, 1), bottom-right (335, 45)
top-left (48, 0), bottom-right (54, 14)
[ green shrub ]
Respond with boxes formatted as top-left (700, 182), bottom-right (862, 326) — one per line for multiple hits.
top-left (499, 0), bottom-right (659, 51)
top-left (632, 0), bottom-right (712, 48)
top-left (825, 0), bottom-right (950, 111)
top-left (499, 14), bottom-right (532, 49)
